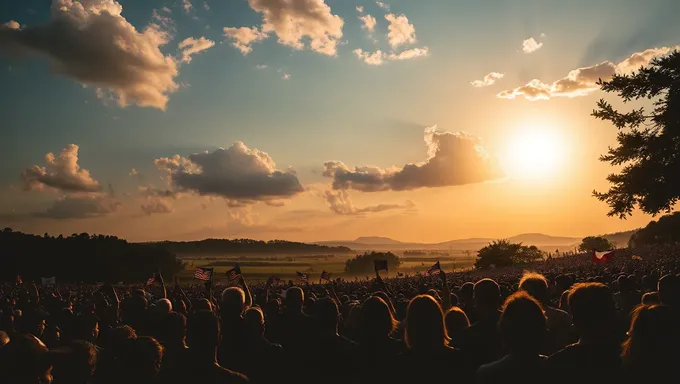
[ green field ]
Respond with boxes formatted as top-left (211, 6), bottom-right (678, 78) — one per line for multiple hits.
top-left (175, 252), bottom-right (477, 283)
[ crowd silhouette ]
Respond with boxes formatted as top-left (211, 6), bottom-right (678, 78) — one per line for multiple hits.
top-left (1, 246), bottom-right (680, 384)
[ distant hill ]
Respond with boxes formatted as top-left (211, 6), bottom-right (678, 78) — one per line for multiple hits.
top-left (147, 238), bottom-right (353, 257)
top-left (602, 229), bottom-right (638, 248)
top-left (507, 233), bottom-right (581, 246)
top-left (354, 236), bottom-right (403, 245)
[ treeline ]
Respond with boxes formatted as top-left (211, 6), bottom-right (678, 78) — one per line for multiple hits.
top-left (0, 228), bottom-right (182, 283)
top-left (629, 212), bottom-right (680, 248)
top-left (345, 251), bottom-right (401, 274)
top-left (148, 238), bottom-right (353, 256)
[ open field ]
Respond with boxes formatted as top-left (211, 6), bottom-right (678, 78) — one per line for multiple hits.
top-left (175, 251), bottom-right (478, 283)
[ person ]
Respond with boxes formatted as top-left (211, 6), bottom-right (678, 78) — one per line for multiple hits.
top-left (157, 312), bottom-right (189, 383)
top-left (444, 306), bottom-right (469, 349)
top-left (476, 291), bottom-right (547, 384)
top-left (118, 336), bottom-right (163, 384)
top-left (0, 334), bottom-right (54, 384)
top-left (463, 278), bottom-right (504, 369)
top-left (240, 307), bottom-right (284, 384)
top-left (357, 296), bottom-right (405, 382)
top-left (51, 340), bottom-right (97, 384)
top-left (277, 286), bottom-right (314, 355)
top-left (218, 286), bottom-right (250, 372)
top-left (544, 283), bottom-right (623, 384)
top-left (658, 274), bottom-right (680, 308)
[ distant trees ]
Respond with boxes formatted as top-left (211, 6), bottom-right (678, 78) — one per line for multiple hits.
top-left (0, 228), bottom-right (182, 283)
top-left (474, 240), bottom-right (544, 270)
top-left (578, 236), bottom-right (614, 252)
top-left (592, 50), bottom-right (680, 218)
top-left (628, 212), bottom-right (680, 248)
top-left (345, 251), bottom-right (401, 275)
top-left (153, 238), bottom-right (352, 256)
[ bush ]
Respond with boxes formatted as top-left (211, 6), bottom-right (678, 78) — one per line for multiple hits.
top-left (344, 251), bottom-right (401, 275)
top-left (474, 240), bottom-right (544, 270)
top-left (578, 236), bottom-right (614, 252)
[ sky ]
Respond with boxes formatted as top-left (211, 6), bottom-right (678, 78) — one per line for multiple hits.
top-left (1, 0), bottom-right (679, 243)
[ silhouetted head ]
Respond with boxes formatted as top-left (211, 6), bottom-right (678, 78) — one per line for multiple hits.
top-left (243, 307), bottom-right (265, 339)
top-left (641, 292), bottom-right (659, 305)
top-left (220, 287), bottom-right (246, 318)
top-left (444, 306), bottom-right (470, 338)
top-left (622, 304), bottom-right (680, 368)
top-left (158, 312), bottom-right (186, 347)
top-left (499, 291), bottom-right (547, 355)
top-left (193, 298), bottom-right (213, 312)
top-left (120, 337), bottom-right (163, 384)
top-left (315, 297), bottom-right (340, 335)
top-left (372, 291), bottom-right (397, 317)
top-left (0, 334), bottom-right (53, 384)
top-left (0, 331), bottom-right (9, 348)
top-left (474, 278), bottom-right (500, 313)
top-left (658, 275), bottom-right (680, 307)
top-left (568, 283), bottom-right (617, 342)
top-left (155, 298), bottom-right (172, 315)
top-left (405, 295), bottom-right (449, 351)
top-left (52, 340), bottom-right (97, 384)
top-left (519, 272), bottom-right (549, 303)
top-left (285, 287), bottom-right (304, 311)
top-left (187, 310), bottom-right (220, 352)
top-left (360, 296), bottom-right (398, 341)
top-left (108, 325), bottom-right (137, 358)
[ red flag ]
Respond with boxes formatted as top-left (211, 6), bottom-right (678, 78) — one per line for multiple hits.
top-left (593, 250), bottom-right (614, 263)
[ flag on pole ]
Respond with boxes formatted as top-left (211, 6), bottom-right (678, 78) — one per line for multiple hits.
top-left (426, 261), bottom-right (441, 275)
top-left (320, 271), bottom-right (332, 281)
top-left (374, 260), bottom-right (388, 272)
top-left (41, 277), bottom-right (56, 287)
top-left (15, 275), bottom-right (23, 285)
top-left (296, 271), bottom-right (309, 282)
top-left (194, 267), bottom-right (214, 281)
top-left (396, 272), bottom-right (404, 277)
top-left (632, 255), bottom-right (643, 261)
top-left (593, 250), bottom-right (614, 264)
top-left (225, 264), bottom-right (242, 282)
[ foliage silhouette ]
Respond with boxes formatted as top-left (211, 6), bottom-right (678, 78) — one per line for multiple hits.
top-left (592, 50), bottom-right (680, 218)
top-left (578, 236), bottom-right (614, 252)
top-left (149, 238), bottom-right (352, 256)
top-left (628, 212), bottom-right (680, 248)
top-left (474, 240), bottom-right (544, 270)
top-left (344, 251), bottom-right (401, 275)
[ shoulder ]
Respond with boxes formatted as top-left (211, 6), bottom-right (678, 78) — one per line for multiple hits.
top-left (217, 366), bottom-right (249, 383)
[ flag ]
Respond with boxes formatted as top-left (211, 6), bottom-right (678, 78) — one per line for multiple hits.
top-left (632, 255), bottom-right (643, 261)
top-left (593, 250), bottom-right (614, 264)
top-left (396, 272), bottom-right (404, 277)
top-left (41, 277), bottom-right (56, 287)
top-left (194, 267), bottom-right (213, 281)
top-left (320, 271), bottom-right (332, 281)
top-left (146, 275), bottom-right (156, 285)
top-left (426, 261), bottom-right (441, 275)
top-left (15, 275), bottom-right (22, 285)
top-left (374, 260), bottom-right (388, 272)
top-left (225, 264), bottom-right (242, 282)
top-left (296, 271), bottom-right (309, 282)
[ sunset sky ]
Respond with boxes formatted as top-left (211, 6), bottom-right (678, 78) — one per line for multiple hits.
top-left (1, 0), bottom-right (679, 243)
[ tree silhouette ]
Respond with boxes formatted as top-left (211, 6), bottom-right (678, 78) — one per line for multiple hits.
top-left (474, 240), bottom-right (544, 270)
top-left (592, 50), bottom-right (680, 218)
top-left (628, 212), bottom-right (680, 247)
top-left (578, 236), bottom-right (614, 252)
top-left (344, 251), bottom-right (401, 274)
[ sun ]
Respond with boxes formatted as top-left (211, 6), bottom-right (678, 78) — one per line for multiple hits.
top-left (503, 126), bottom-right (565, 180)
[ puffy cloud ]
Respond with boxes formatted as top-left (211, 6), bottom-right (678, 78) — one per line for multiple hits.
top-left (499, 45), bottom-right (680, 101)
top-left (323, 190), bottom-right (414, 215)
top-left (354, 48), bottom-right (384, 65)
top-left (141, 198), bottom-right (173, 215)
top-left (154, 141), bottom-right (304, 202)
top-left (35, 194), bottom-right (121, 219)
top-left (246, 0), bottom-right (344, 56)
top-left (359, 14), bottom-right (376, 32)
top-left (182, 0), bottom-right (193, 13)
top-left (22, 144), bottom-right (101, 193)
top-left (522, 37), bottom-right (543, 53)
top-left (178, 36), bottom-right (215, 63)
top-left (385, 14), bottom-right (415, 48)
top-left (223, 26), bottom-right (269, 55)
top-left (353, 47), bottom-right (428, 65)
top-left (324, 126), bottom-right (503, 192)
top-left (2, 20), bottom-right (20, 30)
top-left (387, 47), bottom-right (428, 60)
top-left (471, 72), bottom-right (504, 87)
top-left (376, 1), bottom-right (390, 10)
top-left (0, 0), bottom-right (180, 110)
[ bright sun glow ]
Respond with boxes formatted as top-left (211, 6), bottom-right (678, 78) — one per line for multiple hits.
top-left (504, 126), bottom-right (565, 180)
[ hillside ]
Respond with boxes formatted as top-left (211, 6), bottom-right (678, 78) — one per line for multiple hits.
top-left (354, 236), bottom-right (403, 244)
top-left (147, 238), bottom-right (353, 257)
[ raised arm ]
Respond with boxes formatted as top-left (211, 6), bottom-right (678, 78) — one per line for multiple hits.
top-left (157, 270), bottom-right (167, 299)
top-left (240, 275), bottom-right (253, 308)
top-left (439, 270), bottom-right (451, 311)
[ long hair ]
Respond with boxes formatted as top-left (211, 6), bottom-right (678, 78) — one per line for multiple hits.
top-left (622, 304), bottom-right (678, 367)
top-left (404, 295), bottom-right (449, 351)
top-left (360, 296), bottom-right (398, 341)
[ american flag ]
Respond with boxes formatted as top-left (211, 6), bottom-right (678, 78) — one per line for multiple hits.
top-left (426, 261), bottom-right (441, 275)
top-left (225, 264), bottom-right (241, 282)
top-left (194, 267), bottom-right (213, 281)
top-left (320, 270), bottom-right (332, 281)
top-left (296, 271), bottom-right (309, 282)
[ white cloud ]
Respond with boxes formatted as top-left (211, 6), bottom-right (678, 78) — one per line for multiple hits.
top-left (178, 36), bottom-right (215, 63)
top-left (324, 126), bottom-right (503, 192)
top-left (387, 47), bottom-right (428, 60)
top-left (141, 197), bottom-right (173, 215)
top-left (359, 14), bottom-right (376, 32)
top-left (246, 0), bottom-right (344, 56)
top-left (522, 37), bottom-right (543, 53)
top-left (376, 1), bottom-right (390, 10)
top-left (385, 13), bottom-right (415, 48)
top-left (0, 0), bottom-right (179, 110)
top-left (471, 72), bottom-right (504, 87)
top-left (182, 0), bottom-right (193, 13)
top-left (22, 144), bottom-right (101, 193)
top-left (354, 47), bottom-right (428, 65)
top-left (356, 5), bottom-right (364, 13)
top-left (498, 45), bottom-right (679, 101)
top-left (154, 141), bottom-right (304, 202)
top-left (1, 20), bottom-right (20, 30)
top-left (255, 64), bottom-right (268, 69)
top-left (354, 48), bottom-right (385, 65)
top-left (323, 189), bottom-right (414, 215)
top-left (223, 26), bottom-right (269, 55)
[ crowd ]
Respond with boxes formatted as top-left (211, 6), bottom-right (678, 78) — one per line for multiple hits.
top-left (1, 245), bottom-right (680, 384)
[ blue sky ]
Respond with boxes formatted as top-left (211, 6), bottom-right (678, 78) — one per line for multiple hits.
top-left (1, 0), bottom-right (679, 241)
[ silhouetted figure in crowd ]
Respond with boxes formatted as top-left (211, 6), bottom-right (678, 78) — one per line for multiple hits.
top-left (464, 278), bottom-right (503, 368)
top-left (444, 306), bottom-right (469, 349)
top-left (240, 307), bottom-right (283, 384)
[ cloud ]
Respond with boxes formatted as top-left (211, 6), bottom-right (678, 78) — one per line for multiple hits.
top-left (0, 0), bottom-right (180, 110)
top-left (141, 198), bottom-right (173, 215)
top-left (471, 72), bottom-right (504, 87)
top-left (356, 6), bottom-right (364, 13)
top-left (182, 0), bottom-right (193, 13)
top-left (2, 20), bottom-right (20, 30)
top-left (223, 26), bottom-right (269, 55)
top-left (35, 194), bottom-right (121, 219)
top-left (353, 47), bottom-right (428, 65)
top-left (359, 14), bottom-right (376, 32)
top-left (522, 37), bottom-right (543, 53)
top-left (323, 190), bottom-right (414, 215)
top-left (385, 13), bottom-right (415, 48)
top-left (323, 126), bottom-right (503, 192)
top-left (354, 48), bottom-right (385, 65)
top-left (22, 144), bottom-right (101, 193)
top-left (255, 64), bottom-right (268, 69)
top-left (282, 72), bottom-right (291, 80)
top-left (203, 2), bottom-right (210, 10)
top-left (154, 141), bottom-right (304, 202)
top-left (178, 36), bottom-right (215, 63)
top-left (376, 1), bottom-right (390, 10)
top-left (387, 47), bottom-right (428, 60)
top-left (245, 0), bottom-right (344, 56)
top-left (498, 45), bottom-right (679, 101)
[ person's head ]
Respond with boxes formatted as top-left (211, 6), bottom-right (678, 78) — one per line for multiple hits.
top-left (192, 298), bottom-right (213, 312)
top-left (458, 283), bottom-right (474, 305)
top-left (285, 287), bottom-right (304, 311)
top-left (658, 275), bottom-right (680, 307)
top-left (52, 340), bottom-right (97, 384)
top-left (372, 291), bottom-right (397, 317)
top-left (155, 298), bottom-right (172, 316)
top-left (108, 325), bottom-right (136, 357)
top-left (0, 331), bottom-right (9, 348)
top-left (622, 304), bottom-right (679, 367)
top-left (315, 297), bottom-right (340, 335)
top-left (444, 306), bottom-right (470, 338)
top-left (499, 291), bottom-right (547, 355)
top-left (474, 278), bottom-right (500, 313)
top-left (404, 295), bottom-right (448, 351)
top-left (519, 272), bottom-right (549, 304)
top-left (559, 290), bottom-right (570, 312)
top-left (617, 275), bottom-right (631, 293)
top-left (220, 287), bottom-right (246, 318)
top-left (76, 314), bottom-right (99, 344)
top-left (360, 296), bottom-right (398, 341)
top-left (568, 283), bottom-right (617, 341)
top-left (243, 307), bottom-right (265, 339)
top-left (641, 292), bottom-right (659, 305)
top-left (120, 337), bottom-right (163, 384)
top-left (159, 312), bottom-right (186, 347)
top-left (0, 334), bottom-right (53, 384)
top-left (186, 310), bottom-right (220, 352)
